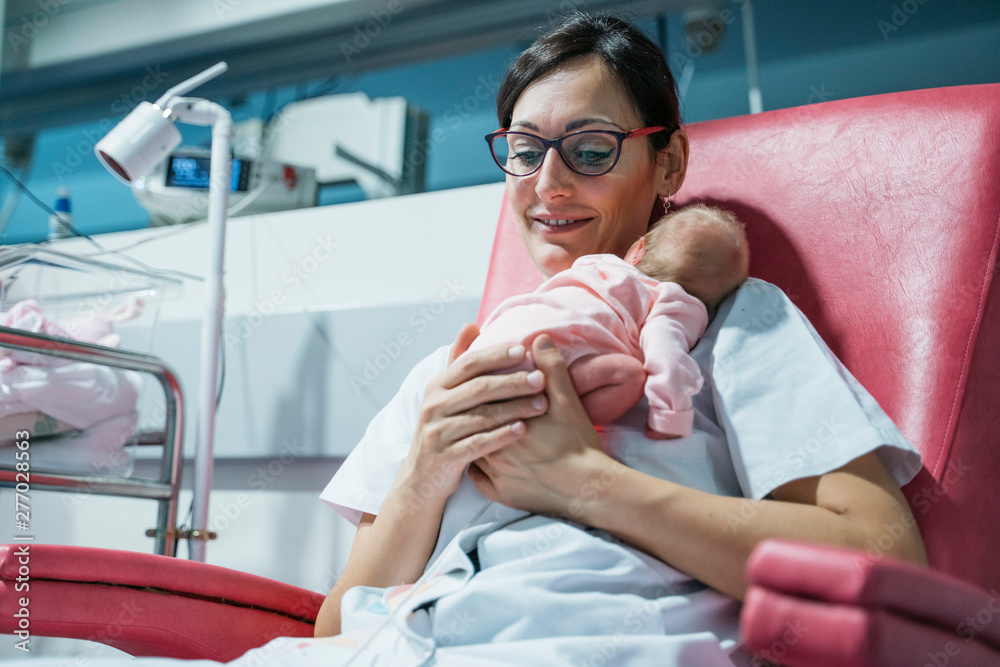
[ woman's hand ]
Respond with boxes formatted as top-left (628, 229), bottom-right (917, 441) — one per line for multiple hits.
top-left (316, 324), bottom-right (553, 637)
top-left (469, 333), bottom-right (612, 516)
top-left (396, 323), bottom-right (551, 509)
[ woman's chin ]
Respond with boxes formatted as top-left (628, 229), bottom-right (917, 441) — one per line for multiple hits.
top-left (534, 246), bottom-right (579, 277)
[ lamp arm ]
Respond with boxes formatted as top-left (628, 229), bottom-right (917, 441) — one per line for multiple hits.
top-left (155, 62), bottom-right (228, 110)
top-left (94, 61), bottom-right (234, 562)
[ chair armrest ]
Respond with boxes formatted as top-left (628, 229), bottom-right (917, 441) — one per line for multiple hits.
top-left (0, 544), bottom-right (324, 660)
top-left (741, 539), bottom-right (1000, 666)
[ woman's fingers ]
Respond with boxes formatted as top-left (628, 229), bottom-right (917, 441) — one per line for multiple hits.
top-left (441, 341), bottom-right (529, 389)
top-left (456, 419), bottom-right (527, 463)
top-left (445, 367), bottom-right (546, 417)
top-left (530, 333), bottom-right (584, 416)
top-left (434, 391), bottom-right (546, 446)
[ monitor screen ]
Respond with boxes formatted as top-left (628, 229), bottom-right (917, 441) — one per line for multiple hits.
top-left (165, 155), bottom-right (249, 192)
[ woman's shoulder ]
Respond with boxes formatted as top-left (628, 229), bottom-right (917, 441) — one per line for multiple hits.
top-left (732, 277), bottom-right (790, 301)
top-left (710, 278), bottom-right (796, 328)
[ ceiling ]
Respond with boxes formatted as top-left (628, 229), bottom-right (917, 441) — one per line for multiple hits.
top-left (0, 0), bottom-right (724, 136)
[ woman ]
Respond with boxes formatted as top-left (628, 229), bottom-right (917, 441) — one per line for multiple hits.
top-left (314, 12), bottom-right (926, 665)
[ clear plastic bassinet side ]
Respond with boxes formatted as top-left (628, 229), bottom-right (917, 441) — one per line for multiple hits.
top-left (0, 244), bottom-right (185, 555)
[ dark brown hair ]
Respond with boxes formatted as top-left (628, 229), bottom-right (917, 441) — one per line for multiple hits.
top-left (496, 12), bottom-right (682, 156)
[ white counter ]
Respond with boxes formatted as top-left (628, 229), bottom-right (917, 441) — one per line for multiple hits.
top-left (48, 182), bottom-right (506, 458)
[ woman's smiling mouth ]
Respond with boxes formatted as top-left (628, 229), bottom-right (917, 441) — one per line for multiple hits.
top-left (534, 217), bottom-right (593, 231)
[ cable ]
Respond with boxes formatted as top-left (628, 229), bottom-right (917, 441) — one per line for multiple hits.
top-left (0, 162), bottom-right (204, 285)
top-left (216, 320), bottom-right (226, 411)
top-left (81, 173), bottom-right (276, 262)
top-left (0, 187), bottom-right (23, 238)
top-left (80, 220), bottom-right (204, 257)
top-left (342, 500), bottom-right (496, 666)
top-left (260, 74), bottom-right (347, 129)
top-left (0, 163), bottom-right (68, 224)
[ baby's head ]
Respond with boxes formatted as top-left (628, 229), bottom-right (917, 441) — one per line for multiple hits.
top-left (627, 204), bottom-right (750, 309)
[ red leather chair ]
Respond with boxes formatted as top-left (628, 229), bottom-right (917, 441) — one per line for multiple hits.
top-left (476, 82), bottom-right (1000, 667)
top-left (3, 83), bottom-right (999, 664)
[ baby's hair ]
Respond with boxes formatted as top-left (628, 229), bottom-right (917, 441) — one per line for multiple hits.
top-left (636, 204), bottom-right (750, 308)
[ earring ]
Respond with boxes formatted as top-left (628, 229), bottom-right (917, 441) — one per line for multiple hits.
top-left (661, 195), bottom-right (673, 212)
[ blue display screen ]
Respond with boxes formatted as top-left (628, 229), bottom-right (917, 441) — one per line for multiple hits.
top-left (165, 155), bottom-right (249, 192)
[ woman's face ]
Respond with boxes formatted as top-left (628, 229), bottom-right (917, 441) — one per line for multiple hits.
top-left (506, 55), bottom-right (685, 278)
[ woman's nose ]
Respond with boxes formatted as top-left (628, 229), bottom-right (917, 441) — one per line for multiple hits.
top-left (533, 147), bottom-right (574, 199)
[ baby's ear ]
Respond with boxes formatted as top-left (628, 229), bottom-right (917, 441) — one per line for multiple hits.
top-left (624, 237), bottom-right (646, 266)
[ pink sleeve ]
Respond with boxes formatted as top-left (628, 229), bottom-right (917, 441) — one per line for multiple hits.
top-left (638, 284), bottom-right (708, 438)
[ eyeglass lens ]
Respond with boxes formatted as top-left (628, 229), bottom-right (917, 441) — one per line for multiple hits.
top-left (492, 132), bottom-right (620, 175)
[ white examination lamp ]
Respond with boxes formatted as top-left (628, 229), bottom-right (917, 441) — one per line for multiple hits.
top-left (95, 62), bottom-right (232, 562)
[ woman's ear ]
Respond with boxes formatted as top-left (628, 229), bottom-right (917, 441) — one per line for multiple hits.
top-left (658, 128), bottom-right (689, 198)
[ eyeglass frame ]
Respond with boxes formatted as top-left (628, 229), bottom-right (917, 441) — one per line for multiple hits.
top-left (485, 126), bottom-right (672, 177)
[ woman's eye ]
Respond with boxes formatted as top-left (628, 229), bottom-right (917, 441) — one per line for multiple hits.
top-left (511, 150), bottom-right (543, 165)
top-left (573, 148), bottom-right (614, 165)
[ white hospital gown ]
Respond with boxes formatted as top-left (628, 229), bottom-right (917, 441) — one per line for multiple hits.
top-left (316, 278), bottom-right (923, 666)
top-left (20, 280), bottom-right (921, 667)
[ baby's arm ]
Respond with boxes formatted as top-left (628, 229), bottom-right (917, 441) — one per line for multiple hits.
top-left (638, 285), bottom-right (708, 438)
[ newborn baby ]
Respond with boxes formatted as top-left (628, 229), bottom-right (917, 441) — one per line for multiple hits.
top-left (467, 204), bottom-right (749, 438)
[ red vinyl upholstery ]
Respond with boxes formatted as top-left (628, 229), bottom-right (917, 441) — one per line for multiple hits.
top-left (742, 540), bottom-right (1000, 666)
top-left (1, 84), bottom-right (997, 664)
top-left (676, 84), bottom-right (1000, 592)
top-left (0, 544), bottom-right (323, 660)
top-left (479, 84), bottom-right (1000, 665)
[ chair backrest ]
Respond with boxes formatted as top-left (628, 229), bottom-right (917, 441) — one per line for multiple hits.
top-left (477, 84), bottom-right (1000, 592)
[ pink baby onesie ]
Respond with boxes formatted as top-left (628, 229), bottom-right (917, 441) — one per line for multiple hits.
top-left (469, 254), bottom-right (707, 438)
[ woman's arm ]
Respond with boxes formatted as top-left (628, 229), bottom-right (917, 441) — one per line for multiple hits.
top-left (314, 325), bottom-right (549, 636)
top-left (573, 448), bottom-right (926, 600)
top-left (470, 334), bottom-right (927, 601)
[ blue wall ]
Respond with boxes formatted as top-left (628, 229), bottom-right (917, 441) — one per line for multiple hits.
top-left (2, 0), bottom-right (998, 243)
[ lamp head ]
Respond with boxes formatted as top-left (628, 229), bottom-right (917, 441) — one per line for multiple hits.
top-left (94, 102), bottom-right (182, 184)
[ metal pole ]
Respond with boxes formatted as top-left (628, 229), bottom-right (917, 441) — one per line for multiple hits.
top-left (185, 101), bottom-right (232, 562)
